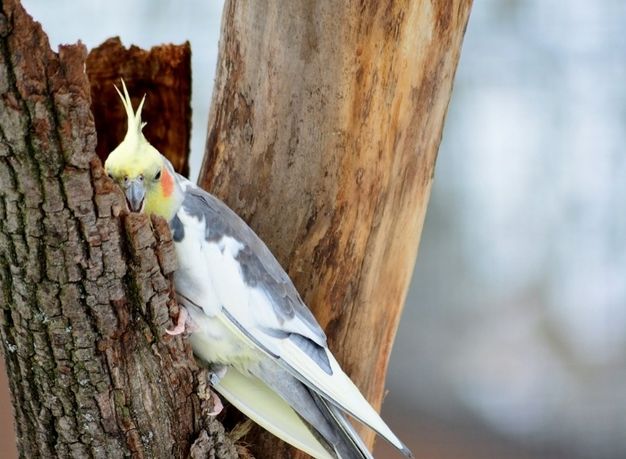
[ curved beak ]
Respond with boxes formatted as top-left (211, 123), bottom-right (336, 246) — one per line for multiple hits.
top-left (125, 178), bottom-right (146, 212)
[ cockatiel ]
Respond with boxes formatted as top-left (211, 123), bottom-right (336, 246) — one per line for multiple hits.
top-left (104, 81), bottom-right (412, 459)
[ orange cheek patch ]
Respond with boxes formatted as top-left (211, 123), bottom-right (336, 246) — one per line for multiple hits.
top-left (161, 168), bottom-right (174, 197)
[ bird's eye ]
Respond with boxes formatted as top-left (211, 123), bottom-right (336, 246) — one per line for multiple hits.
top-left (154, 170), bottom-right (162, 180)
top-left (107, 172), bottom-right (114, 180)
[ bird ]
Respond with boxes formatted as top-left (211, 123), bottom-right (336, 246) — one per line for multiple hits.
top-left (104, 80), bottom-right (413, 459)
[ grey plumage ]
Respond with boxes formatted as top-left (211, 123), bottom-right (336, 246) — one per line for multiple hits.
top-left (180, 183), bottom-right (327, 345)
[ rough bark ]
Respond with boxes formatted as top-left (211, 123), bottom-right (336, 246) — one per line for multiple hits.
top-left (200, 0), bottom-right (472, 456)
top-left (0, 1), bottom-right (236, 457)
top-left (86, 37), bottom-right (192, 177)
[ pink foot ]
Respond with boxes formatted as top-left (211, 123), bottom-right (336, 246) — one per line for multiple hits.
top-left (166, 306), bottom-right (188, 336)
top-left (207, 390), bottom-right (224, 416)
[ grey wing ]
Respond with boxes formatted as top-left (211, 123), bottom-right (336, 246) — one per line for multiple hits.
top-left (179, 181), bottom-right (327, 346)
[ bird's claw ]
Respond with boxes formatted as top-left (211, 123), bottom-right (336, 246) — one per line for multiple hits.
top-left (166, 310), bottom-right (224, 416)
top-left (207, 390), bottom-right (224, 416)
top-left (166, 306), bottom-right (188, 336)
top-left (206, 365), bottom-right (227, 416)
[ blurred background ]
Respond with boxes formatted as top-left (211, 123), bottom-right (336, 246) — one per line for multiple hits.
top-left (2, 1), bottom-right (625, 457)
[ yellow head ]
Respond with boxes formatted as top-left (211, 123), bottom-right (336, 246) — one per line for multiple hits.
top-left (104, 80), bottom-right (182, 221)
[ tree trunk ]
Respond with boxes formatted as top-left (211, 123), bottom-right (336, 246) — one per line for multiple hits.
top-left (1, 0), bottom-right (472, 456)
top-left (200, 0), bottom-right (472, 456)
top-left (0, 1), bottom-right (237, 457)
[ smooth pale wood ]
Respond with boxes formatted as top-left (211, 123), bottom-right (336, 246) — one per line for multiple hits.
top-left (0, 1), bottom-right (236, 457)
top-left (86, 37), bottom-right (192, 176)
top-left (199, 0), bottom-right (472, 456)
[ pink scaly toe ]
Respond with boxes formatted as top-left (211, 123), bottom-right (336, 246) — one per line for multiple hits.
top-left (166, 306), bottom-right (188, 336)
top-left (207, 390), bottom-right (224, 416)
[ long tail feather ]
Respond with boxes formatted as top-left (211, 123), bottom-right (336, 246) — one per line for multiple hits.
top-left (251, 360), bottom-right (371, 459)
top-left (309, 391), bottom-right (374, 459)
top-left (211, 366), bottom-right (335, 459)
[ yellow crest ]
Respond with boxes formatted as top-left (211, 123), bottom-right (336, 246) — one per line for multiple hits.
top-left (115, 79), bottom-right (148, 145)
top-left (105, 80), bottom-right (162, 178)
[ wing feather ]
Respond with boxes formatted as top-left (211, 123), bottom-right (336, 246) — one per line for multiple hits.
top-left (178, 181), bottom-right (326, 345)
